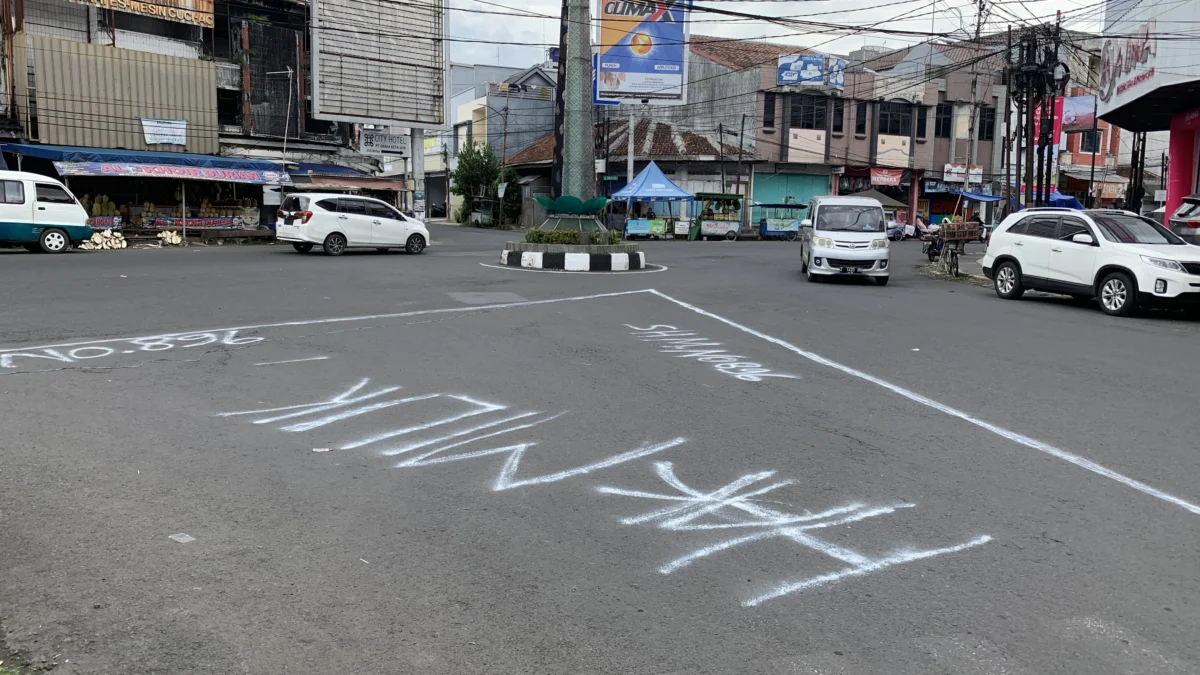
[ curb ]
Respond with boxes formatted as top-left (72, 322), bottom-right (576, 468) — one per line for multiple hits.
top-left (500, 249), bottom-right (647, 271)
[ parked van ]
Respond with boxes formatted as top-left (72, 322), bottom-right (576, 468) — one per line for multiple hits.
top-left (799, 195), bottom-right (891, 285)
top-left (0, 171), bottom-right (92, 253)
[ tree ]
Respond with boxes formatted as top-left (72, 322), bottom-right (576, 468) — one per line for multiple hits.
top-left (450, 140), bottom-right (501, 223)
top-left (499, 166), bottom-right (522, 225)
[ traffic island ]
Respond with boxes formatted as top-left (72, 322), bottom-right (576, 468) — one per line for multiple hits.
top-left (501, 242), bottom-right (646, 271)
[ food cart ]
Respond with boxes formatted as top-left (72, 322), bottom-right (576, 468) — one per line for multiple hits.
top-left (692, 193), bottom-right (745, 240)
top-left (611, 162), bottom-right (694, 240)
top-left (753, 202), bottom-right (808, 241)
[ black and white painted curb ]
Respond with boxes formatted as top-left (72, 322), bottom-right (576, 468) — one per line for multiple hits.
top-left (500, 250), bottom-right (647, 271)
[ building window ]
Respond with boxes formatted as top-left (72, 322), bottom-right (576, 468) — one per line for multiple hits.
top-left (763, 92), bottom-right (776, 129)
top-left (855, 101), bottom-right (868, 134)
top-left (832, 99), bottom-right (844, 133)
top-left (790, 94), bottom-right (827, 131)
top-left (935, 102), bottom-right (952, 138)
top-left (1080, 130), bottom-right (1101, 153)
top-left (878, 101), bottom-right (912, 136)
top-left (916, 105), bottom-right (928, 138)
top-left (978, 106), bottom-right (996, 141)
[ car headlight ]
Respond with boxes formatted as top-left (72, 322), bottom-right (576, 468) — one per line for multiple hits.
top-left (812, 236), bottom-right (833, 248)
top-left (871, 238), bottom-right (890, 249)
top-left (1141, 255), bottom-right (1184, 272)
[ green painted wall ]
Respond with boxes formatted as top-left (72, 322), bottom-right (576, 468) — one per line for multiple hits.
top-left (752, 173), bottom-right (828, 206)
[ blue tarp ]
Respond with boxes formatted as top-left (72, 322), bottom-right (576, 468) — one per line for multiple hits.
top-left (289, 163), bottom-right (364, 177)
top-left (611, 161), bottom-right (693, 201)
top-left (962, 191), bottom-right (1004, 202)
top-left (0, 143), bottom-right (282, 171)
top-left (1010, 191), bottom-right (1084, 210)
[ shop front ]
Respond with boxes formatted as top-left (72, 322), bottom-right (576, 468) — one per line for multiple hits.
top-left (1, 144), bottom-right (288, 234)
top-left (1097, 0), bottom-right (1200, 222)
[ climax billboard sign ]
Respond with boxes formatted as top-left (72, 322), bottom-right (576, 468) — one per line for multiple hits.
top-left (311, 0), bottom-right (449, 128)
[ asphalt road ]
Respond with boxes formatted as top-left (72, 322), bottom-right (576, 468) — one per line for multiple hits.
top-left (2, 226), bottom-right (1198, 674)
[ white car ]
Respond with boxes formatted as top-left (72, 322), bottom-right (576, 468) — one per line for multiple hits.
top-left (800, 195), bottom-right (891, 285)
top-left (981, 208), bottom-right (1200, 316)
top-left (276, 193), bottom-right (429, 256)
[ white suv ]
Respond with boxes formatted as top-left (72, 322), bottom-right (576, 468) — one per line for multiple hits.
top-left (276, 193), bottom-right (429, 256)
top-left (981, 208), bottom-right (1200, 316)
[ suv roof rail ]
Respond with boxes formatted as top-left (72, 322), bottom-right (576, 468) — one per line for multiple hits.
top-left (1021, 207), bottom-right (1074, 212)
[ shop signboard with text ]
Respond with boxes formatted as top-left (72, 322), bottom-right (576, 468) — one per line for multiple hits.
top-left (942, 164), bottom-right (982, 184)
top-left (53, 162), bottom-right (291, 185)
top-left (66, 0), bottom-right (213, 27)
top-left (777, 54), bottom-right (825, 86)
top-left (1098, 0), bottom-right (1200, 120)
top-left (870, 168), bottom-right (903, 187)
top-left (597, 0), bottom-right (691, 104)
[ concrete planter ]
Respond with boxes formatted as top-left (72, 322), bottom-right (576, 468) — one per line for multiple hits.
top-left (501, 242), bottom-right (647, 271)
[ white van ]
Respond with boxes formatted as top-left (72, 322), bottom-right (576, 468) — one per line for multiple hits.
top-left (799, 195), bottom-right (891, 285)
top-left (0, 170), bottom-right (92, 253)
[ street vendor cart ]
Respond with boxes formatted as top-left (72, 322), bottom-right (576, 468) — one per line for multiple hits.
top-left (611, 162), bottom-right (694, 240)
top-left (692, 193), bottom-right (745, 240)
top-left (753, 202), bottom-right (808, 241)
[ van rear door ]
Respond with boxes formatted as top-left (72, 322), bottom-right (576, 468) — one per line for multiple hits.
top-left (0, 178), bottom-right (35, 243)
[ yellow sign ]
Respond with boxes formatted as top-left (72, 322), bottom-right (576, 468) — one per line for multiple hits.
top-left (67, 0), bottom-right (214, 27)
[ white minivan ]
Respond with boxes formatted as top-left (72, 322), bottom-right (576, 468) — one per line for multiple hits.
top-left (276, 192), bottom-right (429, 256)
top-left (0, 170), bottom-right (92, 253)
top-left (799, 195), bottom-right (891, 285)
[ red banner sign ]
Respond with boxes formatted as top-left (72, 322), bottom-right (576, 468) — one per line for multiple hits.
top-left (870, 168), bottom-right (903, 187)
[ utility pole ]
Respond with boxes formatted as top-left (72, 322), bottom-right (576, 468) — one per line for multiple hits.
top-left (627, 106), bottom-right (635, 183)
top-left (1003, 26), bottom-right (1012, 211)
top-left (1086, 87), bottom-right (1099, 208)
top-left (735, 113), bottom-right (746, 198)
top-left (500, 87), bottom-right (512, 166)
top-left (718, 122), bottom-right (726, 191)
top-left (1022, 33), bottom-right (1035, 208)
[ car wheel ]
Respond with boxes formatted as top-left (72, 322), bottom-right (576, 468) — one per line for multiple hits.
top-left (785, 231), bottom-right (798, 241)
top-left (292, 242), bottom-right (313, 253)
top-left (875, 276), bottom-right (890, 286)
top-left (1098, 271), bottom-right (1138, 316)
top-left (39, 228), bottom-right (69, 253)
top-left (405, 234), bottom-right (426, 254)
top-left (323, 233), bottom-right (347, 256)
top-left (993, 261), bottom-right (1024, 300)
top-left (724, 231), bottom-right (737, 241)
top-left (376, 248), bottom-right (390, 253)
top-left (800, 249), bottom-right (809, 273)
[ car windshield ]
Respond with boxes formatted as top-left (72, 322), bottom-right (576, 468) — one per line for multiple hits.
top-left (1090, 213), bottom-right (1185, 245)
top-left (816, 205), bottom-right (885, 232)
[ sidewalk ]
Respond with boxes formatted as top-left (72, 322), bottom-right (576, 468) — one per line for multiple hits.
top-left (959, 252), bottom-right (987, 279)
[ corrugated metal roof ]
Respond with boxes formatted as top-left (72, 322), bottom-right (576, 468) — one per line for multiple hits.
top-left (689, 34), bottom-right (811, 69)
top-left (506, 119), bottom-right (750, 166)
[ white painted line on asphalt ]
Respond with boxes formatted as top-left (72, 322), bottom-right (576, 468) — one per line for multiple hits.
top-left (0, 289), bottom-right (657, 355)
top-left (254, 356), bottom-right (330, 366)
top-left (647, 289), bottom-right (1200, 516)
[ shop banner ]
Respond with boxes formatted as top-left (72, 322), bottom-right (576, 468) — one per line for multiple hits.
top-left (597, 0), bottom-right (691, 104)
top-left (942, 164), bottom-right (983, 184)
top-left (65, 0), bottom-right (214, 27)
top-left (147, 216), bottom-right (246, 229)
top-left (777, 54), bottom-right (825, 86)
top-left (141, 119), bottom-right (187, 146)
top-left (870, 168), bottom-right (903, 187)
top-left (54, 162), bottom-right (292, 185)
top-left (1061, 95), bottom-right (1096, 132)
top-left (763, 217), bottom-right (799, 232)
top-left (827, 58), bottom-right (847, 90)
top-left (626, 218), bottom-right (667, 235)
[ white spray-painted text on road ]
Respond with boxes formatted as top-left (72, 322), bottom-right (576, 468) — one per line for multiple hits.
top-left (218, 378), bottom-right (989, 605)
top-left (1, 330), bottom-right (263, 370)
top-left (625, 324), bottom-right (798, 382)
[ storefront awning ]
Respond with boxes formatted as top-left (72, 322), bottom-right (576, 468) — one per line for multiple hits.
top-left (1060, 169), bottom-right (1126, 185)
top-left (1, 143), bottom-right (282, 170)
top-left (53, 161), bottom-right (291, 185)
top-left (287, 174), bottom-right (410, 192)
top-left (288, 163), bottom-right (364, 177)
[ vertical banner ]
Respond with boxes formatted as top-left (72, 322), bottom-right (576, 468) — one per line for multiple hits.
top-left (597, 0), bottom-right (691, 104)
top-left (827, 57), bottom-right (847, 90)
top-left (1034, 96), bottom-right (1065, 188)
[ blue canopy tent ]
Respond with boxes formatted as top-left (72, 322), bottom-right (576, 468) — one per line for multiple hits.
top-left (1008, 191), bottom-right (1084, 211)
top-left (612, 161), bottom-right (693, 237)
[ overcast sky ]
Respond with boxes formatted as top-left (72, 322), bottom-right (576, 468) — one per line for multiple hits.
top-left (447, 0), bottom-right (1109, 68)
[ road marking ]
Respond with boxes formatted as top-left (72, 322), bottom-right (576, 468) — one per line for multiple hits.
top-left (254, 356), bottom-right (330, 366)
top-left (647, 289), bottom-right (1200, 516)
top-left (0, 289), bottom-right (658, 354)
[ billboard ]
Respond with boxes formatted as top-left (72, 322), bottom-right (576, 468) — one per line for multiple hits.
top-left (777, 54), bottom-right (825, 86)
top-left (1061, 95), bottom-right (1096, 132)
top-left (311, 0), bottom-right (448, 127)
top-left (596, 0), bottom-right (691, 104)
top-left (827, 58), bottom-right (846, 90)
top-left (65, 0), bottom-right (213, 27)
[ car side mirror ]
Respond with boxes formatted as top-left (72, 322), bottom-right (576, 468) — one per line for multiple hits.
top-left (801, 219), bottom-right (813, 228)
top-left (1072, 233), bottom-right (1095, 245)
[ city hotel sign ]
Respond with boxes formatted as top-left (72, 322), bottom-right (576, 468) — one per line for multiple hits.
top-left (66, 0), bottom-right (214, 27)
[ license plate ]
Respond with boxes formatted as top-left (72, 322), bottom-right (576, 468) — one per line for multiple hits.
top-left (840, 267), bottom-right (861, 274)
top-left (284, 216), bottom-right (295, 225)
